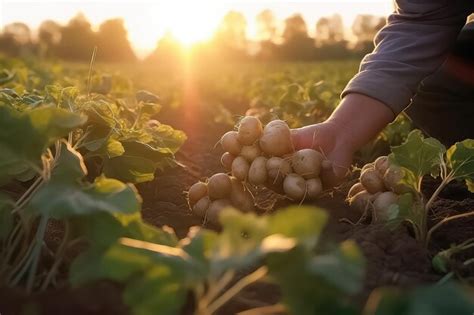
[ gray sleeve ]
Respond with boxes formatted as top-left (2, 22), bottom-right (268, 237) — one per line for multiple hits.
top-left (342, 0), bottom-right (469, 115)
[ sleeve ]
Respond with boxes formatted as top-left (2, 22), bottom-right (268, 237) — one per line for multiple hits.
top-left (342, 0), bottom-right (470, 115)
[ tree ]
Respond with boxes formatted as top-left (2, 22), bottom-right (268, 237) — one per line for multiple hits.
top-left (279, 14), bottom-right (315, 61)
top-left (282, 14), bottom-right (308, 42)
top-left (256, 9), bottom-right (277, 42)
top-left (352, 14), bottom-right (386, 50)
top-left (0, 22), bottom-right (33, 56)
top-left (213, 11), bottom-right (248, 60)
top-left (38, 20), bottom-right (61, 58)
top-left (215, 11), bottom-right (247, 49)
top-left (56, 13), bottom-right (96, 61)
top-left (39, 20), bottom-right (61, 45)
top-left (256, 10), bottom-right (278, 61)
top-left (145, 32), bottom-right (184, 68)
top-left (96, 18), bottom-right (136, 62)
top-left (315, 14), bottom-right (344, 45)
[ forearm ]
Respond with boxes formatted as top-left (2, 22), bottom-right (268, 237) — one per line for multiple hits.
top-left (343, 0), bottom-right (470, 114)
top-left (328, 93), bottom-right (394, 151)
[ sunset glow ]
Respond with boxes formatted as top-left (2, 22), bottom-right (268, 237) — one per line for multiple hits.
top-left (0, 0), bottom-right (393, 57)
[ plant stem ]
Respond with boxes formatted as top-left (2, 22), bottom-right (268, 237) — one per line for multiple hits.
top-left (425, 175), bottom-right (453, 213)
top-left (86, 46), bottom-right (97, 97)
top-left (26, 216), bottom-right (49, 293)
top-left (426, 210), bottom-right (474, 247)
top-left (436, 272), bottom-right (454, 286)
top-left (206, 267), bottom-right (268, 315)
top-left (237, 304), bottom-right (286, 315)
top-left (40, 220), bottom-right (70, 291)
top-left (9, 216), bottom-right (48, 288)
top-left (202, 271), bottom-right (235, 306)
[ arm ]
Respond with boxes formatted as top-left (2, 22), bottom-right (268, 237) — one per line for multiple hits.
top-left (342, 0), bottom-right (470, 114)
top-left (293, 0), bottom-right (471, 187)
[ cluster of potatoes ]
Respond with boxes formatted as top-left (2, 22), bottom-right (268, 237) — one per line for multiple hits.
top-left (188, 116), bottom-right (326, 224)
top-left (347, 156), bottom-right (408, 222)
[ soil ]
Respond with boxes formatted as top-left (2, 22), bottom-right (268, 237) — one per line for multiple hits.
top-left (1, 102), bottom-right (473, 315)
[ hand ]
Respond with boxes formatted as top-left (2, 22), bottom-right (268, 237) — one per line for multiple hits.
top-left (291, 93), bottom-right (395, 188)
top-left (291, 121), bottom-right (355, 188)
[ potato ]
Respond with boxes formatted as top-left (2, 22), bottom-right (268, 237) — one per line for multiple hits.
top-left (208, 173), bottom-right (232, 200)
top-left (283, 173), bottom-right (306, 201)
top-left (360, 168), bottom-right (385, 194)
top-left (221, 131), bottom-right (241, 155)
top-left (259, 120), bottom-right (294, 157)
top-left (206, 199), bottom-right (232, 224)
top-left (240, 143), bottom-right (261, 162)
top-left (231, 156), bottom-right (250, 181)
top-left (374, 156), bottom-right (390, 176)
top-left (266, 157), bottom-right (291, 184)
top-left (248, 156), bottom-right (267, 185)
top-left (188, 182), bottom-right (208, 206)
top-left (361, 163), bottom-right (375, 173)
top-left (237, 116), bottom-right (263, 145)
top-left (347, 182), bottom-right (365, 199)
top-left (192, 196), bottom-right (210, 217)
top-left (383, 165), bottom-right (411, 194)
top-left (306, 178), bottom-right (323, 200)
top-left (230, 177), bottom-right (255, 211)
top-left (373, 191), bottom-right (399, 222)
top-left (348, 190), bottom-right (373, 212)
top-left (221, 152), bottom-right (235, 171)
top-left (291, 149), bottom-right (324, 179)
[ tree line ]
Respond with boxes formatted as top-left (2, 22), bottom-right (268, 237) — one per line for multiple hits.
top-left (0, 10), bottom-right (386, 63)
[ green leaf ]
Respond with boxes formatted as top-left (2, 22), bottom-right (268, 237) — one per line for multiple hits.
top-left (446, 139), bottom-right (474, 181)
top-left (31, 176), bottom-right (141, 219)
top-left (81, 125), bottom-right (112, 152)
top-left (466, 179), bottom-right (474, 193)
top-left (103, 155), bottom-right (156, 183)
top-left (136, 90), bottom-right (160, 103)
top-left (29, 106), bottom-right (87, 140)
top-left (0, 105), bottom-right (86, 181)
top-left (106, 138), bottom-right (125, 158)
top-left (211, 207), bottom-right (329, 274)
top-left (389, 130), bottom-right (445, 179)
top-left (308, 241), bottom-right (365, 294)
top-left (0, 194), bottom-right (14, 241)
top-left (370, 284), bottom-right (474, 315)
top-left (268, 206), bottom-right (328, 248)
top-left (267, 246), bottom-right (359, 315)
top-left (123, 266), bottom-right (186, 315)
top-left (51, 140), bottom-right (87, 183)
top-left (146, 124), bottom-right (187, 154)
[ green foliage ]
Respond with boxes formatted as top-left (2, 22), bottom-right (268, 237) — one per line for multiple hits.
top-left (383, 130), bottom-right (474, 246)
top-left (446, 139), bottom-right (474, 183)
top-left (0, 58), bottom-right (185, 293)
top-left (367, 284), bottom-right (474, 315)
top-left (0, 105), bottom-right (86, 182)
top-left (70, 206), bottom-right (365, 315)
top-left (389, 130), bottom-right (445, 180)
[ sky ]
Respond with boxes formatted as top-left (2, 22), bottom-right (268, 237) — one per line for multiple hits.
top-left (0, 0), bottom-right (393, 57)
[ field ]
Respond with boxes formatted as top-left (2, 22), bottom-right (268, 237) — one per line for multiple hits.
top-left (0, 56), bottom-right (473, 315)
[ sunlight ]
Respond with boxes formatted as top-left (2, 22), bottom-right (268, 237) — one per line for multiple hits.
top-left (159, 2), bottom-right (221, 46)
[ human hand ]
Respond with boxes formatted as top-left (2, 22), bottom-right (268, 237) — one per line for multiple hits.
top-left (291, 121), bottom-right (355, 188)
top-left (291, 93), bottom-right (395, 188)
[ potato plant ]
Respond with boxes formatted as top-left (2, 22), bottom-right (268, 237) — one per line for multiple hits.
top-left (0, 62), bottom-right (186, 292)
top-left (188, 116), bottom-right (327, 222)
top-left (348, 130), bottom-right (474, 248)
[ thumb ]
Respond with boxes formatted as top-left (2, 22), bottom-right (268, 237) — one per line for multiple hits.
top-left (291, 125), bottom-right (323, 151)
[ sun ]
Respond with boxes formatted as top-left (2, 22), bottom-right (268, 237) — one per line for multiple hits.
top-left (159, 2), bottom-right (221, 45)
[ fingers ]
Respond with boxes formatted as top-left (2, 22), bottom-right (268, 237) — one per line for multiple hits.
top-left (291, 127), bottom-right (311, 151)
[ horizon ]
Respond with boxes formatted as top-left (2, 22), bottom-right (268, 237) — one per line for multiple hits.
top-left (0, 0), bottom-right (393, 58)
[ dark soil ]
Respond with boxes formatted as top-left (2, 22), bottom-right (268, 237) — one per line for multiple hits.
top-left (1, 102), bottom-right (473, 315)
